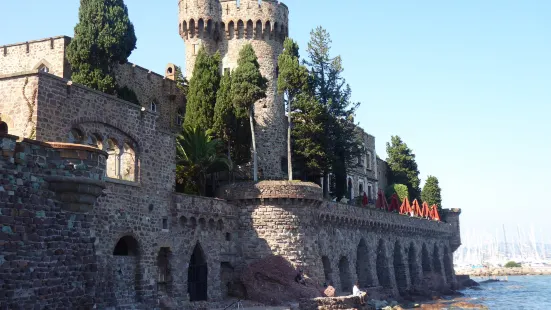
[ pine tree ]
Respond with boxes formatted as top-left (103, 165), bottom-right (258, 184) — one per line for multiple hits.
top-left (184, 47), bottom-right (221, 130)
top-left (213, 70), bottom-right (251, 166)
top-left (305, 26), bottom-right (361, 198)
top-left (67, 0), bottom-right (137, 94)
top-left (386, 135), bottom-right (422, 200)
top-left (277, 38), bottom-right (309, 180)
top-left (231, 44), bottom-right (268, 181)
top-left (421, 175), bottom-right (443, 212)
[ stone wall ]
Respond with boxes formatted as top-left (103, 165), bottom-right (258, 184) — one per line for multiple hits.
top-left (0, 134), bottom-right (106, 309)
top-left (179, 0), bottom-right (289, 179)
top-left (0, 73), bottom-right (40, 139)
top-left (377, 158), bottom-right (390, 193)
top-left (0, 36), bottom-right (71, 79)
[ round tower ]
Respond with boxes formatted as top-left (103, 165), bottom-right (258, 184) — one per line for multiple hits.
top-left (179, 0), bottom-right (223, 77)
top-left (179, 0), bottom-right (289, 180)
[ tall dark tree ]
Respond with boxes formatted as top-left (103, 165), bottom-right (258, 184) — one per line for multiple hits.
top-left (231, 44), bottom-right (268, 181)
top-left (278, 38), bottom-right (309, 180)
top-left (213, 70), bottom-right (251, 166)
top-left (305, 26), bottom-right (361, 198)
top-left (421, 175), bottom-right (443, 212)
top-left (184, 47), bottom-right (221, 130)
top-left (67, 0), bottom-right (137, 94)
top-left (386, 135), bottom-right (421, 200)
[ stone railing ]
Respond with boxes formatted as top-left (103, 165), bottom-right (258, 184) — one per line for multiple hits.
top-left (172, 192), bottom-right (237, 218)
top-left (318, 201), bottom-right (456, 237)
top-left (217, 181), bottom-right (323, 205)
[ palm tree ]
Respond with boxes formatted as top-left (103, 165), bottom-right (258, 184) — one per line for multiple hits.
top-left (176, 126), bottom-right (230, 196)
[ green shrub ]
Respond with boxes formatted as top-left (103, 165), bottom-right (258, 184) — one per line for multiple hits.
top-left (504, 261), bottom-right (521, 268)
top-left (385, 184), bottom-right (409, 202)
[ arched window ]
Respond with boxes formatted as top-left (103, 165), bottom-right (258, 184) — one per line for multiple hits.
top-left (68, 128), bottom-right (84, 144)
top-left (0, 121), bottom-right (8, 135)
top-left (37, 64), bottom-right (49, 73)
top-left (113, 236), bottom-right (139, 256)
top-left (366, 151), bottom-right (372, 170)
top-left (121, 142), bottom-right (136, 181)
top-left (150, 101), bottom-right (157, 112)
top-left (106, 138), bottom-right (121, 179)
top-left (176, 108), bottom-right (183, 126)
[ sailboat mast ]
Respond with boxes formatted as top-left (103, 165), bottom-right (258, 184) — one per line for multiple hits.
top-left (503, 224), bottom-right (509, 260)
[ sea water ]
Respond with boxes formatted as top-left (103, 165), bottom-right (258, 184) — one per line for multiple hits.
top-left (464, 275), bottom-right (551, 309)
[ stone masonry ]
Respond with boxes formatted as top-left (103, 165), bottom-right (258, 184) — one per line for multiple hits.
top-left (0, 1), bottom-right (462, 309)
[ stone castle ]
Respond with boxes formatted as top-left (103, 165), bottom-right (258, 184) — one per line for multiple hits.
top-left (0, 0), bottom-right (462, 309)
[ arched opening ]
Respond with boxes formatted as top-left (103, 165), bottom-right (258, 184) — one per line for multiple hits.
top-left (180, 216), bottom-right (187, 227)
top-left (444, 246), bottom-right (454, 284)
top-left (255, 20), bottom-right (262, 39)
top-left (359, 182), bottom-right (364, 196)
top-left (347, 177), bottom-right (353, 200)
top-left (246, 20), bottom-right (254, 39)
top-left (68, 128), bottom-right (84, 144)
top-left (264, 21), bottom-right (271, 39)
top-left (113, 236), bottom-right (138, 256)
top-left (106, 138), bottom-right (121, 179)
top-left (120, 142), bottom-right (136, 182)
top-left (338, 256), bottom-right (351, 293)
top-left (176, 108), bottom-right (184, 126)
top-left (228, 21), bottom-right (235, 39)
top-left (273, 22), bottom-right (279, 40)
top-left (182, 21), bottom-right (188, 38)
top-left (189, 19), bottom-right (196, 38)
top-left (408, 243), bottom-right (420, 287)
top-left (422, 243), bottom-right (432, 274)
top-left (150, 100), bottom-right (157, 112)
top-left (206, 19), bottom-right (213, 38)
top-left (433, 244), bottom-right (443, 275)
top-left (356, 239), bottom-right (375, 288)
top-left (0, 121), bottom-right (8, 135)
top-left (393, 241), bottom-right (408, 293)
top-left (376, 239), bottom-right (392, 288)
top-left (198, 19), bottom-right (205, 38)
top-left (321, 256), bottom-right (332, 285)
top-left (37, 64), bottom-right (49, 73)
top-left (199, 218), bottom-right (206, 229)
top-left (112, 236), bottom-right (141, 304)
top-left (188, 243), bottom-right (208, 301)
top-left (237, 20), bottom-right (244, 39)
top-left (157, 247), bottom-right (172, 293)
top-left (217, 219), bottom-right (224, 231)
top-left (190, 217), bottom-right (197, 229)
top-left (208, 219), bottom-right (215, 230)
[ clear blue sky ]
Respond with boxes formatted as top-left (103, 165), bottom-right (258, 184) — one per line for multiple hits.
top-left (2, 0), bottom-right (550, 246)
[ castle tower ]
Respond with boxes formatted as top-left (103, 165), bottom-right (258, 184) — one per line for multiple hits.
top-left (179, 0), bottom-right (289, 179)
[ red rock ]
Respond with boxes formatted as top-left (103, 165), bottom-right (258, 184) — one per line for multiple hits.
top-left (324, 285), bottom-right (335, 297)
top-left (241, 255), bottom-right (323, 305)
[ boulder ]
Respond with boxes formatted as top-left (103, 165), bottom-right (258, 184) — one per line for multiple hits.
top-left (241, 255), bottom-right (323, 305)
top-left (324, 285), bottom-right (336, 297)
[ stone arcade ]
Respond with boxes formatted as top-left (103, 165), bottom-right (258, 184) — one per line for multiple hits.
top-left (0, 0), bottom-right (462, 309)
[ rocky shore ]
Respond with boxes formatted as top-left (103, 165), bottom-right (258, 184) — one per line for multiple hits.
top-left (456, 266), bottom-right (551, 277)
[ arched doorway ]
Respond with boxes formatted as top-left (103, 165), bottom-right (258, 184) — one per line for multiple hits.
top-left (356, 239), bottom-right (374, 287)
top-left (421, 243), bottom-right (432, 274)
top-left (188, 243), bottom-right (208, 301)
top-left (393, 241), bottom-right (408, 293)
top-left (112, 235), bottom-right (140, 304)
top-left (347, 178), bottom-right (353, 200)
top-left (338, 256), bottom-right (352, 293)
top-left (322, 256), bottom-right (333, 285)
top-left (408, 243), bottom-right (420, 287)
top-left (376, 239), bottom-right (392, 289)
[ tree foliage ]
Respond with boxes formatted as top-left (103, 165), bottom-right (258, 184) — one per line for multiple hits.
top-left (278, 38), bottom-right (310, 180)
top-left (184, 47), bottom-right (221, 130)
top-left (421, 175), bottom-right (443, 211)
top-left (504, 261), bottom-right (521, 268)
top-left (305, 26), bottom-right (361, 198)
top-left (67, 0), bottom-right (137, 94)
top-left (230, 44), bottom-right (267, 181)
top-left (386, 135), bottom-right (421, 201)
top-left (385, 184), bottom-right (409, 203)
top-left (176, 126), bottom-right (230, 196)
top-left (213, 70), bottom-right (251, 166)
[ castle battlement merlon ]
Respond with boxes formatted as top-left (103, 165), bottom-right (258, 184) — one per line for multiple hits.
top-left (0, 35), bottom-right (70, 54)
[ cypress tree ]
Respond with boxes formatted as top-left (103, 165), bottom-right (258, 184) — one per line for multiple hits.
top-left (278, 38), bottom-right (309, 180)
top-left (67, 0), bottom-right (137, 94)
top-left (421, 175), bottom-right (443, 212)
top-left (305, 26), bottom-right (362, 199)
top-left (184, 47), bottom-right (221, 130)
top-left (231, 44), bottom-right (268, 181)
top-left (386, 135), bottom-right (422, 201)
top-left (213, 70), bottom-right (251, 166)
